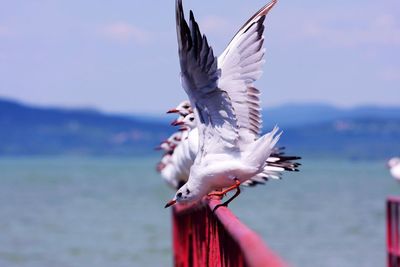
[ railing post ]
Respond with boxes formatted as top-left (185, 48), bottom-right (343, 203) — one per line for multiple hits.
top-left (171, 197), bottom-right (286, 267)
top-left (387, 197), bottom-right (400, 267)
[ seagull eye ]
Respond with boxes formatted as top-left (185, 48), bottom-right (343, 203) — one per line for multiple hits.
top-left (186, 189), bottom-right (190, 194)
top-left (189, 118), bottom-right (194, 121)
top-left (177, 192), bottom-right (182, 198)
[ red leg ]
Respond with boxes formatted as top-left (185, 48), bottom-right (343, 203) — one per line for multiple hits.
top-left (208, 179), bottom-right (240, 197)
top-left (212, 179), bottom-right (241, 212)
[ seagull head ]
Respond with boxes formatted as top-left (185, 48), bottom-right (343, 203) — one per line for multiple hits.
top-left (181, 113), bottom-right (196, 129)
top-left (167, 100), bottom-right (192, 116)
top-left (156, 162), bottom-right (166, 172)
top-left (155, 141), bottom-right (171, 151)
top-left (164, 182), bottom-right (204, 208)
top-left (171, 113), bottom-right (196, 129)
top-left (167, 132), bottom-right (183, 144)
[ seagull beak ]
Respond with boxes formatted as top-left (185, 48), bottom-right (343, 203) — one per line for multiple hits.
top-left (164, 199), bottom-right (177, 208)
top-left (172, 121), bottom-right (184, 126)
top-left (167, 109), bottom-right (179, 114)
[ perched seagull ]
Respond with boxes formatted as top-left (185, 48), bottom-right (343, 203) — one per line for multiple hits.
top-left (157, 103), bottom-right (195, 188)
top-left (388, 157), bottom-right (400, 181)
top-left (175, 105), bottom-right (301, 185)
top-left (166, 0), bottom-right (286, 209)
top-left (160, 113), bottom-right (199, 189)
top-left (155, 131), bottom-right (182, 151)
top-left (158, 103), bottom-right (300, 188)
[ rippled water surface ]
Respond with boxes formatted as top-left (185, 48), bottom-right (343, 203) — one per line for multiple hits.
top-left (0, 157), bottom-right (397, 267)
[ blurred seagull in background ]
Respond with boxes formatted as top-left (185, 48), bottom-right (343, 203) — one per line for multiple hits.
top-left (165, 0), bottom-right (293, 209)
top-left (158, 108), bottom-right (198, 189)
top-left (388, 157), bottom-right (400, 181)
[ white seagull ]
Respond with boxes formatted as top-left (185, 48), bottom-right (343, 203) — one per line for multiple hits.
top-left (166, 0), bottom-right (284, 209)
top-left (158, 102), bottom-right (300, 188)
top-left (388, 157), bottom-right (400, 181)
top-left (155, 131), bottom-right (182, 152)
top-left (159, 112), bottom-right (199, 189)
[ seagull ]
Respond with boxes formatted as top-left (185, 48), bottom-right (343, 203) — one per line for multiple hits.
top-left (388, 157), bottom-right (400, 181)
top-left (165, 0), bottom-right (286, 209)
top-left (155, 131), bottom-right (182, 151)
top-left (158, 102), bottom-right (300, 188)
top-left (159, 113), bottom-right (199, 189)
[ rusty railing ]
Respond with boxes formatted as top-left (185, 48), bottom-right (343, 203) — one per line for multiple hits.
top-left (171, 198), bottom-right (286, 267)
top-left (388, 197), bottom-right (400, 267)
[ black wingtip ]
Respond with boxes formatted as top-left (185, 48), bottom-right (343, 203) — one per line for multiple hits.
top-left (189, 10), bottom-right (194, 20)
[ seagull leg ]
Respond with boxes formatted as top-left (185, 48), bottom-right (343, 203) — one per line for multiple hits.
top-left (207, 189), bottom-right (224, 197)
top-left (208, 179), bottom-right (240, 197)
top-left (212, 179), bottom-right (241, 212)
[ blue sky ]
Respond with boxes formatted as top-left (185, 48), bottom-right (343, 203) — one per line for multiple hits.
top-left (0, 0), bottom-right (399, 115)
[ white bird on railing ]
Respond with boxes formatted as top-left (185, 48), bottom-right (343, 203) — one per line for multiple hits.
top-left (161, 102), bottom-right (300, 186)
top-left (166, 0), bottom-right (288, 209)
top-left (155, 131), bottom-right (182, 152)
top-left (388, 157), bottom-right (400, 181)
top-left (159, 113), bottom-right (198, 189)
top-left (157, 101), bottom-right (195, 188)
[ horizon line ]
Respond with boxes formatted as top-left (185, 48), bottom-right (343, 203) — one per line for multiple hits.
top-left (1, 96), bottom-right (400, 117)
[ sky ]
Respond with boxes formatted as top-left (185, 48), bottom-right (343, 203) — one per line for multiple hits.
top-left (0, 0), bottom-right (399, 115)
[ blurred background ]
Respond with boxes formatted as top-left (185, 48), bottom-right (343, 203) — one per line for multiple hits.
top-left (0, 0), bottom-right (399, 266)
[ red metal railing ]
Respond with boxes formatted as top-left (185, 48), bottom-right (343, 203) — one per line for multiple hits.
top-left (388, 197), bottom-right (400, 267)
top-left (172, 198), bottom-right (286, 267)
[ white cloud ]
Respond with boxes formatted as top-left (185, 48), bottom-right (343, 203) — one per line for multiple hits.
top-left (101, 22), bottom-right (151, 44)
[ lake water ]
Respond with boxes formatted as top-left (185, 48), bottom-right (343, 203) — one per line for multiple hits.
top-left (0, 157), bottom-right (398, 267)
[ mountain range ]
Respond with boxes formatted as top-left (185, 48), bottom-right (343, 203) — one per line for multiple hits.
top-left (0, 98), bottom-right (399, 159)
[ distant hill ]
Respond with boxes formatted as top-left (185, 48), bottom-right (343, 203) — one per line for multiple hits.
top-left (263, 104), bottom-right (400, 159)
top-left (0, 99), bottom-right (172, 156)
top-left (262, 103), bottom-right (400, 128)
top-left (281, 117), bottom-right (400, 159)
top-left (0, 98), bottom-right (399, 158)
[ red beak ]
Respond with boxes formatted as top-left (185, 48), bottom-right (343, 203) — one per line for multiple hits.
top-left (172, 121), bottom-right (184, 126)
top-left (164, 199), bottom-right (177, 208)
top-left (167, 109), bottom-right (179, 114)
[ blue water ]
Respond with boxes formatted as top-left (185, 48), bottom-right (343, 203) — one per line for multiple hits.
top-left (0, 157), bottom-right (397, 267)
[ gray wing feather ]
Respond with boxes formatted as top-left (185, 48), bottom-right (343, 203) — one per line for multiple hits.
top-left (176, 0), bottom-right (240, 157)
top-left (218, 1), bottom-right (277, 142)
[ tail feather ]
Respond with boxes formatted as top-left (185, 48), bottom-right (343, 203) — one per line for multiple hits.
top-left (244, 126), bottom-right (282, 170)
top-left (243, 140), bottom-right (302, 187)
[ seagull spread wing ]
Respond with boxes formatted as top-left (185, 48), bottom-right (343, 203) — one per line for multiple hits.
top-left (176, 0), bottom-right (240, 157)
top-left (218, 0), bottom-right (277, 143)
